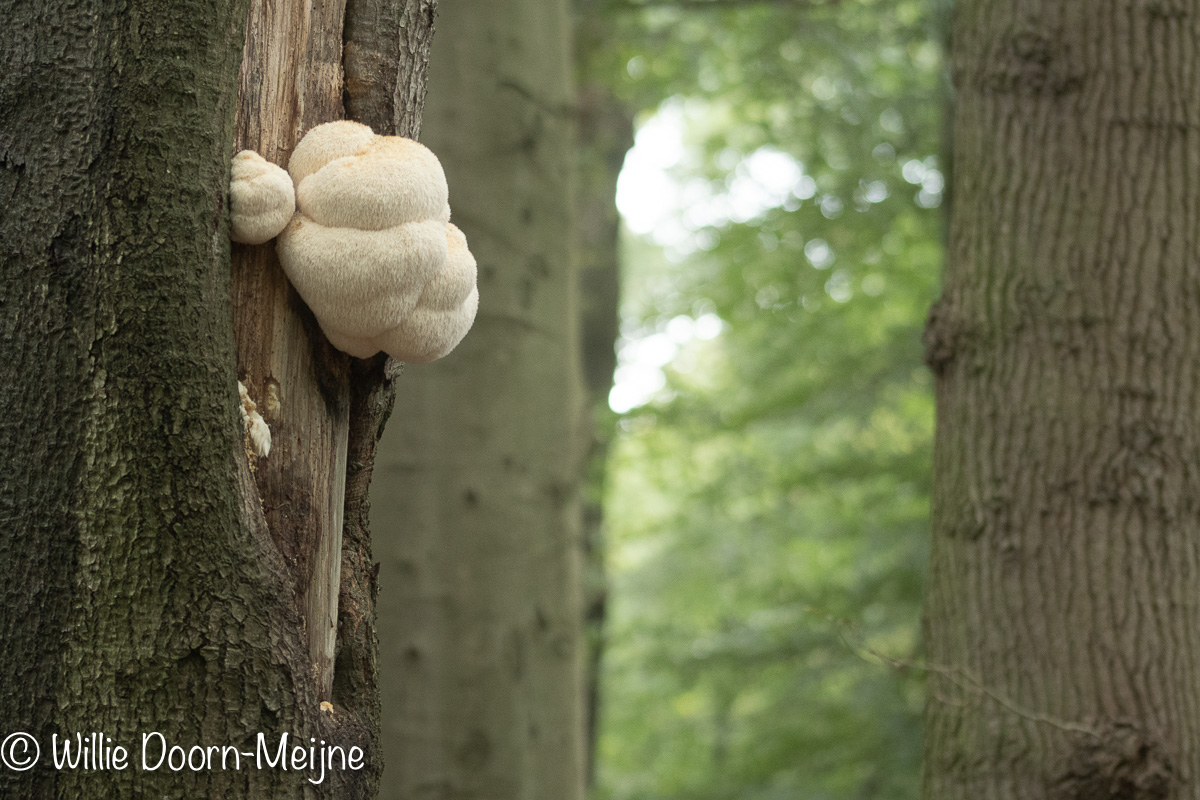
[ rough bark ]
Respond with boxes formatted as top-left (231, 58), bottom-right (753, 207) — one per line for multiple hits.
top-left (0, 0), bottom-right (432, 796)
top-left (923, 3), bottom-right (1200, 798)
top-left (373, 0), bottom-right (588, 798)
top-left (0, 0), bottom-right (340, 796)
top-left (344, 0), bottom-right (437, 139)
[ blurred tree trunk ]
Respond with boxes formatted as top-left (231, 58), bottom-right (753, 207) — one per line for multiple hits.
top-left (574, 0), bottom-right (635, 783)
top-left (923, 2), bottom-right (1200, 797)
top-left (372, 1), bottom-right (587, 799)
top-left (0, 0), bottom-right (430, 796)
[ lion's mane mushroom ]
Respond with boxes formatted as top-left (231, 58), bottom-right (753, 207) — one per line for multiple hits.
top-left (229, 150), bottom-right (295, 245)
top-left (276, 120), bottom-right (478, 363)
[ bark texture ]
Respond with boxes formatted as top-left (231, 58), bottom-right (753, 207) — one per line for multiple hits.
top-left (0, 0), bottom-right (432, 796)
top-left (0, 0), bottom-right (341, 796)
top-left (372, 1), bottom-right (588, 798)
top-left (923, 3), bottom-right (1200, 798)
top-left (344, 0), bottom-right (437, 139)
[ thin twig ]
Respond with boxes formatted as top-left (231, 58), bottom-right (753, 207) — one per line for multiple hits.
top-left (603, 0), bottom-right (838, 12)
top-left (839, 628), bottom-right (1104, 738)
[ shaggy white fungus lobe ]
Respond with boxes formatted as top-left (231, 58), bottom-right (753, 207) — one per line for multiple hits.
top-left (285, 120), bottom-right (377, 186)
top-left (376, 224), bottom-right (480, 363)
top-left (229, 151), bottom-right (295, 245)
top-left (276, 121), bottom-right (478, 363)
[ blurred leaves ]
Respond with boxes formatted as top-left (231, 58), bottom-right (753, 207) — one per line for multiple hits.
top-left (588, 0), bottom-right (944, 797)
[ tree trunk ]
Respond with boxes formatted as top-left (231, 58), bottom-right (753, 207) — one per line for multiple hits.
top-left (372, 1), bottom-right (587, 798)
top-left (0, 0), bottom-right (431, 796)
top-left (574, 1), bottom-right (635, 780)
top-left (923, 3), bottom-right (1200, 797)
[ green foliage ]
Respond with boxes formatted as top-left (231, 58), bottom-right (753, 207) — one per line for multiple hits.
top-left (588, 0), bottom-right (946, 797)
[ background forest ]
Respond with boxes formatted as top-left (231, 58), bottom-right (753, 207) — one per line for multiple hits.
top-left (581, 2), bottom-right (944, 798)
top-left (376, 0), bottom-right (947, 797)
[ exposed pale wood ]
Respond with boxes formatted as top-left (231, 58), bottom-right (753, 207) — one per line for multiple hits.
top-left (232, 0), bottom-right (351, 701)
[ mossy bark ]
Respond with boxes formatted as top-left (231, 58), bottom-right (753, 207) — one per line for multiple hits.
top-left (372, 0), bottom-right (588, 798)
top-left (0, 0), bottom-right (431, 797)
top-left (923, 2), bottom-right (1200, 797)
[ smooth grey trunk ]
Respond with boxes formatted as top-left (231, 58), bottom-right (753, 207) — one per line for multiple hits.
top-left (373, 1), bottom-right (587, 798)
top-left (922, 2), bottom-right (1200, 797)
top-left (0, 0), bottom-right (432, 796)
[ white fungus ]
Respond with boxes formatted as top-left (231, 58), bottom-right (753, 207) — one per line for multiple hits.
top-left (373, 223), bottom-right (480, 363)
top-left (229, 151), bottom-right (295, 245)
top-left (272, 121), bottom-right (478, 363)
top-left (231, 121), bottom-right (479, 364)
